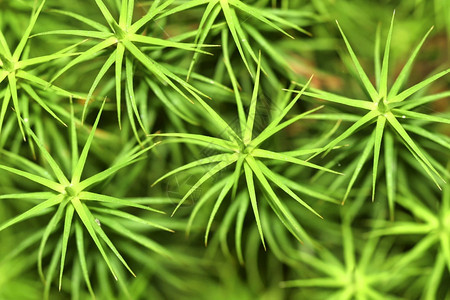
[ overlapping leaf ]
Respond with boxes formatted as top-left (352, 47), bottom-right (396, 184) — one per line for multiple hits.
top-left (290, 14), bottom-right (449, 216)
top-left (151, 55), bottom-right (341, 259)
top-left (0, 100), bottom-right (169, 298)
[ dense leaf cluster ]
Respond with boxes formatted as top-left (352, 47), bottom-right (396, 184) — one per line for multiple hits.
top-left (0, 0), bottom-right (449, 299)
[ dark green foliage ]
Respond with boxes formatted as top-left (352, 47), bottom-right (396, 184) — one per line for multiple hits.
top-left (0, 0), bottom-right (448, 299)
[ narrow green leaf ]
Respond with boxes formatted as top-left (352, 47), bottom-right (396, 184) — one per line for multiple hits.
top-left (205, 175), bottom-right (235, 246)
top-left (118, 0), bottom-right (128, 26)
top-left (385, 112), bottom-right (443, 182)
top-left (372, 116), bottom-right (386, 201)
top-left (374, 23), bottom-right (381, 89)
top-left (245, 155), bottom-right (303, 242)
top-left (115, 42), bottom-right (125, 128)
top-left (301, 90), bottom-right (374, 110)
top-left (101, 216), bottom-right (171, 257)
top-left (243, 52), bottom-right (261, 143)
top-left (244, 163), bottom-right (266, 250)
top-left (83, 51), bottom-right (116, 122)
top-left (25, 123), bottom-right (70, 186)
top-left (251, 105), bottom-right (324, 148)
top-left (0, 192), bottom-right (55, 200)
top-left (323, 110), bottom-right (379, 153)
top-left (0, 70), bottom-right (8, 84)
top-left (71, 197), bottom-right (118, 280)
top-left (145, 78), bottom-right (198, 125)
top-left (341, 223), bottom-right (355, 273)
top-left (79, 191), bottom-right (163, 213)
top-left (21, 84), bottom-right (66, 126)
top-left (0, 194), bottom-right (63, 233)
top-left (396, 196), bottom-right (438, 225)
top-left (441, 229), bottom-right (450, 271)
top-left (374, 222), bottom-right (434, 236)
top-left (392, 109), bottom-right (450, 124)
top-left (129, 34), bottom-right (214, 55)
top-left (17, 52), bottom-right (81, 69)
top-left (68, 98), bottom-right (79, 173)
top-left (152, 153), bottom-right (233, 187)
top-left (50, 37), bottom-right (116, 84)
top-left (0, 165), bottom-right (63, 192)
top-left (130, 0), bottom-right (178, 33)
top-left (228, 8), bottom-right (259, 72)
top-left (342, 134), bottom-right (375, 204)
top-left (401, 91), bottom-right (450, 110)
top-left (122, 39), bottom-right (196, 104)
top-left (258, 162), bottom-right (323, 218)
top-left (384, 131), bottom-right (396, 219)
top-left (0, 149), bottom-right (53, 179)
top-left (126, 0), bottom-right (134, 26)
top-left (230, 156), bottom-right (244, 201)
top-left (0, 87), bottom-right (11, 134)
top-left (0, 30), bottom-right (12, 57)
top-left (220, 0), bottom-right (252, 75)
top-left (93, 0), bottom-right (116, 28)
top-left (394, 234), bottom-right (437, 269)
top-left (38, 199), bottom-right (68, 283)
top-left (215, 192), bottom-right (239, 258)
top-left (388, 26), bottom-right (434, 98)
top-left (424, 253), bottom-right (445, 300)
top-left (222, 28), bottom-right (246, 133)
top-left (155, 0), bottom-right (207, 21)
top-left (299, 251), bottom-right (343, 277)
top-left (125, 55), bottom-right (147, 133)
top-left (336, 21), bottom-right (379, 101)
top-left (90, 207), bottom-right (173, 232)
top-left (13, 0), bottom-right (46, 60)
top-left (281, 278), bottom-right (345, 288)
top-left (188, 2), bottom-right (221, 80)
top-left (252, 149), bottom-right (343, 175)
top-left (379, 11), bottom-right (395, 98)
top-left (187, 177), bottom-right (229, 237)
top-left (280, 174), bottom-right (339, 204)
top-left (389, 69), bottom-right (450, 103)
top-left (235, 192), bottom-right (249, 264)
top-left (404, 144), bottom-right (443, 190)
top-left (271, 76), bottom-right (313, 130)
top-left (232, 0), bottom-right (303, 37)
top-left (150, 132), bottom-right (235, 150)
top-left (75, 222), bottom-right (95, 298)
top-left (59, 204), bottom-right (74, 291)
top-left (172, 153), bottom-right (239, 216)
top-left (7, 73), bottom-right (25, 138)
top-left (72, 99), bottom-right (106, 185)
top-left (16, 70), bottom-right (80, 98)
top-left (195, 97), bottom-right (243, 145)
top-left (47, 9), bottom-right (110, 32)
top-left (281, 147), bottom-right (330, 158)
top-left (78, 144), bottom-right (157, 190)
top-left (43, 238), bottom-right (61, 300)
top-left (82, 202), bottom-right (136, 277)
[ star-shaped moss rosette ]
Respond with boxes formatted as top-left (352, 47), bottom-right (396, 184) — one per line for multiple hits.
top-left (0, 100), bottom-right (171, 295)
top-left (0, 0), bottom-right (82, 139)
top-left (281, 183), bottom-right (410, 300)
top-left (281, 221), bottom-right (409, 300)
top-left (372, 166), bottom-right (450, 300)
top-left (289, 13), bottom-right (450, 211)
top-left (33, 0), bottom-right (217, 141)
top-left (150, 56), bottom-right (342, 253)
top-left (159, 0), bottom-right (310, 78)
